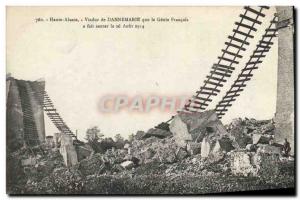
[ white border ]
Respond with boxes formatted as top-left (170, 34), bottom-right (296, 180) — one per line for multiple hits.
top-left (1, 0), bottom-right (298, 199)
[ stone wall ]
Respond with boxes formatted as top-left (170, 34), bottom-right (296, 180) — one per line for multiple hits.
top-left (27, 80), bottom-right (46, 142)
top-left (274, 7), bottom-right (294, 154)
top-left (6, 76), bottom-right (46, 151)
top-left (6, 78), bottom-right (25, 152)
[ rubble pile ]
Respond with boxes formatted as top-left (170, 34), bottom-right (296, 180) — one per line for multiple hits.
top-left (7, 110), bottom-right (294, 194)
top-left (7, 144), bottom-right (66, 194)
top-left (31, 167), bottom-right (84, 194)
top-left (227, 117), bottom-right (275, 148)
top-left (131, 136), bottom-right (178, 164)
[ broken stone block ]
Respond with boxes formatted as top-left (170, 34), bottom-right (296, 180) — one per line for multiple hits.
top-left (261, 122), bottom-right (275, 134)
top-left (230, 151), bottom-right (257, 176)
top-left (231, 129), bottom-right (252, 148)
top-left (230, 118), bottom-right (243, 128)
top-left (59, 134), bottom-right (78, 167)
top-left (135, 131), bottom-right (146, 140)
top-left (123, 154), bottom-right (133, 161)
top-left (54, 132), bottom-right (62, 148)
top-left (208, 150), bottom-right (225, 164)
top-left (131, 157), bottom-right (140, 165)
top-left (252, 153), bottom-right (280, 178)
top-left (21, 157), bottom-right (37, 166)
top-left (120, 160), bottom-right (134, 169)
top-left (201, 137), bottom-right (210, 158)
top-left (230, 150), bottom-right (281, 177)
top-left (216, 137), bottom-right (235, 152)
top-left (252, 134), bottom-right (271, 144)
top-left (257, 144), bottom-right (281, 154)
top-left (142, 128), bottom-right (172, 139)
top-left (187, 142), bottom-right (201, 155)
top-left (169, 115), bottom-right (192, 147)
top-left (176, 147), bottom-right (188, 161)
top-left (207, 138), bottom-right (231, 164)
top-left (155, 148), bottom-right (176, 163)
top-left (178, 110), bottom-right (227, 141)
top-left (124, 143), bottom-right (130, 149)
top-left (140, 148), bottom-right (155, 160)
top-left (246, 144), bottom-right (256, 152)
top-left (45, 136), bottom-right (55, 148)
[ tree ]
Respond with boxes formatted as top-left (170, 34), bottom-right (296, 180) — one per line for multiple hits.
top-left (114, 134), bottom-right (125, 149)
top-left (85, 126), bottom-right (104, 153)
top-left (85, 126), bottom-right (103, 142)
top-left (114, 134), bottom-right (124, 142)
top-left (128, 133), bottom-right (135, 142)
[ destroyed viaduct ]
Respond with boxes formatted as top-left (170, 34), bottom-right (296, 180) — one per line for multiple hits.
top-left (6, 6), bottom-right (294, 164)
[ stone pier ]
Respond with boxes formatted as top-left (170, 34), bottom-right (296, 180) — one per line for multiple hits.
top-left (6, 76), bottom-right (46, 151)
top-left (274, 7), bottom-right (295, 154)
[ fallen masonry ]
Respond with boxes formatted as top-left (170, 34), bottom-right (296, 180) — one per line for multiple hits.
top-left (7, 110), bottom-right (295, 194)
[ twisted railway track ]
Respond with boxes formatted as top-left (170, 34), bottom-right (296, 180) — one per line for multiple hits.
top-left (215, 15), bottom-right (278, 118)
top-left (184, 6), bottom-right (270, 113)
top-left (42, 91), bottom-right (77, 140)
top-left (156, 6), bottom-right (275, 129)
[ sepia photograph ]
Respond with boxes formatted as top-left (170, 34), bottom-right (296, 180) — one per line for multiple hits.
top-left (6, 5), bottom-right (295, 195)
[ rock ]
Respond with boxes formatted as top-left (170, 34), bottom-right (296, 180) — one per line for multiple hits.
top-left (155, 148), bottom-right (176, 163)
top-left (252, 153), bottom-right (280, 178)
top-left (21, 157), bottom-right (37, 166)
top-left (39, 167), bottom-right (83, 194)
top-left (135, 131), bottom-right (146, 140)
top-left (59, 135), bottom-right (78, 167)
top-left (230, 151), bottom-right (257, 176)
top-left (169, 115), bottom-right (192, 147)
top-left (155, 122), bottom-right (170, 131)
top-left (257, 144), bottom-right (281, 154)
top-left (191, 157), bottom-right (198, 164)
top-left (261, 122), bottom-right (275, 134)
top-left (201, 137), bottom-right (211, 158)
top-left (120, 160), bottom-right (134, 169)
top-left (252, 134), bottom-right (271, 144)
top-left (54, 132), bottom-right (62, 148)
top-left (140, 148), bottom-right (155, 160)
top-left (246, 144), bottom-right (256, 152)
top-left (230, 150), bottom-right (280, 177)
top-left (187, 142), bottom-right (201, 155)
top-left (45, 136), bottom-right (55, 148)
top-left (207, 138), bottom-right (231, 163)
top-left (230, 118), bottom-right (243, 128)
top-left (131, 136), bottom-right (178, 164)
top-left (123, 154), bottom-right (133, 161)
top-left (231, 128), bottom-right (252, 148)
top-left (208, 150), bottom-right (225, 164)
top-left (131, 157), bottom-right (140, 165)
top-left (178, 110), bottom-right (227, 142)
top-left (124, 143), bottom-right (130, 149)
top-left (176, 148), bottom-right (188, 160)
top-left (216, 136), bottom-right (235, 152)
top-left (143, 128), bottom-right (172, 139)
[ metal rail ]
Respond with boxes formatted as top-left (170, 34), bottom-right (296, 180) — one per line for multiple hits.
top-left (215, 15), bottom-right (278, 118)
top-left (155, 6), bottom-right (272, 130)
top-left (184, 6), bottom-right (269, 113)
top-left (42, 91), bottom-right (77, 139)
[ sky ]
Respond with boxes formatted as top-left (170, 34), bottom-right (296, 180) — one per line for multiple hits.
top-left (7, 6), bottom-right (278, 140)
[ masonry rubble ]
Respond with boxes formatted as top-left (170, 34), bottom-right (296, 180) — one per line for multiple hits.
top-left (60, 111), bottom-right (290, 177)
top-left (9, 110), bottom-right (294, 193)
top-left (55, 134), bottom-right (79, 167)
